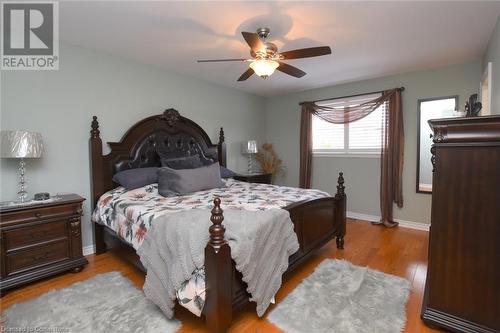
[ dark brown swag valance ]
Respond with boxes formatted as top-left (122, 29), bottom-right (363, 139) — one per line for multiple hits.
top-left (299, 88), bottom-right (404, 227)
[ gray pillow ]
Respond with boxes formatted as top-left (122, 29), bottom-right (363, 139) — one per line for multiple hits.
top-left (160, 155), bottom-right (203, 169)
top-left (112, 167), bottom-right (159, 190)
top-left (158, 162), bottom-right (225, 196)
top-left (220, 165), bottom-right (236, 178)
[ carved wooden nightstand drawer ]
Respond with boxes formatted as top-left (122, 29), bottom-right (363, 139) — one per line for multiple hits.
top-left (4, 220), bottom-right (67, 251)
top-left (0, 194), bottom-right (88, 295)
top-left (5, 240), bottom-right (69, 276)
top-left (0, 203), bottom-right (81, 226)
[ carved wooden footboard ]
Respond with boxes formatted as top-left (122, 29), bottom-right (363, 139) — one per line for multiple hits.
top-left (204, 173), bottom-right (346, 333)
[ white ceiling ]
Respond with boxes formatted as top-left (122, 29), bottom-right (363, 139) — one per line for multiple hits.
top-left (60, 1), bottom-right (500, 97)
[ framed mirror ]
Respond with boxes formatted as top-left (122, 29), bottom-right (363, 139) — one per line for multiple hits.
top-left (417, 96), bottom-right (458, 193)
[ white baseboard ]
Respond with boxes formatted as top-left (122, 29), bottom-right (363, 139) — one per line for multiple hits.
top-left (82, 245), bottom-right (96, 256)
top-left (347, 211), bottom-right (430, 231)
top-left (393, 219), bottom-right (430, 231)
top-left (347, 211), bottom-right (380, 223)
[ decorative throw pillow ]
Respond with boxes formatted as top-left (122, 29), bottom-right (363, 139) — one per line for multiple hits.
top-left (112, 167), bottom-right (159, 190)
top-left (158, 162), bottom-right (225, 196)
top-left (220, 165), bottom-right (236, 178)
top-left (160, 154), bottom-right (203, 170)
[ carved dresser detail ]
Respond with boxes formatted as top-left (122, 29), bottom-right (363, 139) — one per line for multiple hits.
top-left (422, 116), bottom-right (500, 333)
top-left (0, 194), bottom-right (88, 295)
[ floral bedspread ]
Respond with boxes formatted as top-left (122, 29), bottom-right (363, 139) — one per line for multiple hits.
top-left (91, 179), bottom-right (330, 316)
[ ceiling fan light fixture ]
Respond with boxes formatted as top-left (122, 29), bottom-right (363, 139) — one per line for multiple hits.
top-left (198, 29), bottom-right (331, 81)
top-left (249, 59), bottom-right (279, 78)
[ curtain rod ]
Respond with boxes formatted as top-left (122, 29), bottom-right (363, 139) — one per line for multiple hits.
top-left (298, 87), bottom-right (405, 106)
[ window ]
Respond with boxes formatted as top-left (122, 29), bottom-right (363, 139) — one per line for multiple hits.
top-left (312, 93), bottom-right (385, 156)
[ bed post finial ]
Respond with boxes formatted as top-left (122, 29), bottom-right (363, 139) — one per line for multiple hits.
top-left (335, 172), bottom-right (345, 198)
top-left (217, 128), bottom-right (227, 167)
top-left (219, 127), bottom-right (225, 143)
top-left (90, 115), bottom-right (106, 254)
top-left (209, 197), bottom-right (226, 249)
top-left (335, 172), bottom-right (346, 249)
top-left (91, 116), bottom-right (100, 138)
top-left (205, 196), bottom-right (232, 332)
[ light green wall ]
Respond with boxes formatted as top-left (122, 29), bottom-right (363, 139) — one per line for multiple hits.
top-left (264, 60), bottom-right (481, 224)
top-left (0, 43), bottom-right (266, 248)
top-left (483, 15), bottom-right (500, 115)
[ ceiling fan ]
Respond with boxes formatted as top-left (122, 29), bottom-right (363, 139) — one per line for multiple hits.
top-left (197, 28), bottom-right (332, 81)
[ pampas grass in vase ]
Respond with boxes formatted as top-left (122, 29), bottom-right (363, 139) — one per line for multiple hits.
top-left (255, 143), bottom-right (285, 183)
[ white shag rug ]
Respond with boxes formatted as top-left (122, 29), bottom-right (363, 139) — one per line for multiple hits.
top-left (3, 271), bottom-right (181, 333)
top-left (268, 259), bottom-right (411, 333)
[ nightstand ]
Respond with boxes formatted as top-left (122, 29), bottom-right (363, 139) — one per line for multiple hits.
top-left (0, 194), bottom-right (88, 295)
top-left (233, 173), bottom-right (272, 184)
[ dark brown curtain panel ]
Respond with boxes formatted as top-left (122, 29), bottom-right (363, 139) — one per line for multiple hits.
top-left (299, 104), bottom-right (313, 188)
top-left (299, 88), bottom-right (404, 227)
top-left (377, 89), bottom-right (404, 227)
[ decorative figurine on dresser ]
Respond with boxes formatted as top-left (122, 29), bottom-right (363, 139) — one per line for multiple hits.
top-left (421, 115), bottom-right (500, 333)
top-left (0, 194), bottom-right (88, 295)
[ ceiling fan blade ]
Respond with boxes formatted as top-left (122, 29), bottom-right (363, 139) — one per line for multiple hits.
top-left (237, 68), bottom-right (254, 81)
top-left (280, 46), bottom-right (331, 60)
top-left (277, 62), bottom-right (306, 78)
top-left (241, 31), bottom-right (266, 53)
top-left (197, 58), bottom-right (247, 63)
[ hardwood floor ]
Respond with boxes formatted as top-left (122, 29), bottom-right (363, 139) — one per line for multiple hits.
top-left (1, 219), bottom-right (442, 332)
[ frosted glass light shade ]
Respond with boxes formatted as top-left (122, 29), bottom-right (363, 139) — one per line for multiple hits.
top-left (0, 130), bottom-right (44, 158)
top-left (249, 59), bottom-right (279, 77)
top-left (242, 140), bottom-right (258, 154)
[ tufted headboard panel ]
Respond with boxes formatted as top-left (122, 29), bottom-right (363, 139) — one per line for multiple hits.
top-left (89, 109), bottom-right (226, 207)
top-left (112, 128), bottom-right (220, 173)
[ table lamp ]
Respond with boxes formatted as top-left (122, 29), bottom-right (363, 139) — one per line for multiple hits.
top-left (242, 140), bottom-right (258, 174)
top-left (1, 130), bottom-right (44, 202)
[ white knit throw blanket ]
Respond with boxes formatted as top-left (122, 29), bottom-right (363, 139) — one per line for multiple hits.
top-left (137, 208), bottom-right (299, 319)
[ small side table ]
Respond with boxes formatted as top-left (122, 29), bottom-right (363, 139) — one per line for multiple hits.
top-left (233, 173), bottom-right (272, 184)
top-left (0, 194), bottom-right (88, 295)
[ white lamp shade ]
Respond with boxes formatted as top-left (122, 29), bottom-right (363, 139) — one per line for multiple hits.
top-left (242, 140), bottom-right (258, 154)
top-left (0, 130), bottom-right (44, 158)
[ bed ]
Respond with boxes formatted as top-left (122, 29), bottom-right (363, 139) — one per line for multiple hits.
top-left (89, 109), bottom-right (347, 333)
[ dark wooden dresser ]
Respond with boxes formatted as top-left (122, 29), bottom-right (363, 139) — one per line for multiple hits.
top-left (422, 116), bottom-right (500, 333)
top-left (0, 194), bottom-right (88, 295)
top-left (233, 173), bottom-right (272, 184)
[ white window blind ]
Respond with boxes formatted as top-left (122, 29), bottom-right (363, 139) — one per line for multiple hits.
top-left (312, 93), bottom-right (385, 155)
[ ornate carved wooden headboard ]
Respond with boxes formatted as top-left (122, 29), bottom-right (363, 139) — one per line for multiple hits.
top-left (89, 108), bottom-right (226, 207)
